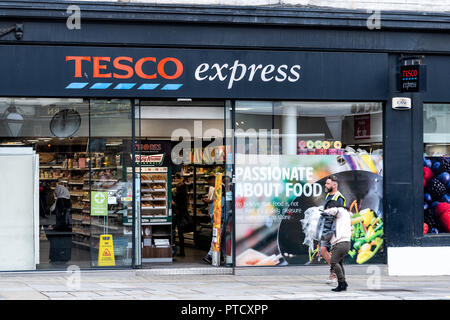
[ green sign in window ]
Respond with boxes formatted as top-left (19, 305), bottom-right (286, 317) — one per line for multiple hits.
top-left (91, 191), bottom-right (108, 216)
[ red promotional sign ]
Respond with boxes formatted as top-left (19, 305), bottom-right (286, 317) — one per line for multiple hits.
top-left (354, 114), bottom-right (371, 140)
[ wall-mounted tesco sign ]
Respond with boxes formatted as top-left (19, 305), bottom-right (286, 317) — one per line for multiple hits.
top-left (66, 56), bottom-right (184, 80)
top-left (65, 56), bottom-right (300, 90)
top-left (0, 45), bottom-right (388, 99)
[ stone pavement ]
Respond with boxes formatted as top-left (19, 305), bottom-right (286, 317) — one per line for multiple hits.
top-left (0, 265), bottom-right (449, 300)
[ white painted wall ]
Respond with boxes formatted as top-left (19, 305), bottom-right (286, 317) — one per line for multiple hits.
top-left (0, 149), bottom-right (37, 271)
top-left (78, 0), bottom-right (450, 13)
top-left (388, 247), bottom-right (450, 276)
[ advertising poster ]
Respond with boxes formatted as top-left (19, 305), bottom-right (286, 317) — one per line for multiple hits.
top-left (235, 154), bottom-right (384, 266)
top-left (212, 173), bottom-right (224, 256)
top-left (423, 156), bottom-right (450, 234)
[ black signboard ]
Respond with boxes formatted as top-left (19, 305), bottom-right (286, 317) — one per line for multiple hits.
top-left (0, 45), bottom-right (388, 100)
top-left (400, 65), bottom-right (420, 92)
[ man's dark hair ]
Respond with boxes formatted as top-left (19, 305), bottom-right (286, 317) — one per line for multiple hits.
top-left (325, 200), bottom-right (343, 209)
top-left (327, 175), bottom-right (339, 183)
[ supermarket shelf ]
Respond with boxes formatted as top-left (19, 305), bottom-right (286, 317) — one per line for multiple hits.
top-left (90, 222), bottom-right (121, 230)
top-left (141, 215), bottom-right (169, 218)
top-left (70, 193), bottom-right (85, 197)
top-left (72, 240), bottom-right (98, 250)
top-left (40, 166), bottom-right (64, 169)
top-left (56, 166), bottom-right (123, 172)
top-left (72, 240), bottom-right (91, 248)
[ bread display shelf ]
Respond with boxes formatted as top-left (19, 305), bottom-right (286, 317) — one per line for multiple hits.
top-left (62, 167), bottom-right (121, 171)
top-left (141, 215), bottom-right (169, 218)
top-left (141, 189), bottom-right (166, 192)
top-left (68, 181), bottom-right (84, 185)
top-left (141, 197), bottom-right (166, 201)
top-left (141, 180), bottom-right (166, 184)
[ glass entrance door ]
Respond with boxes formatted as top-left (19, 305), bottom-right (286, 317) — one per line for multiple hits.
top-left (136, 100), bottom-right (231, 266)
top-left (87, 99), bottom-right (135, 268)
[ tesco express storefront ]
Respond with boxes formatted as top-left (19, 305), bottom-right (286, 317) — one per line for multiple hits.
top-left (0, 3), bottom-right (449, 275)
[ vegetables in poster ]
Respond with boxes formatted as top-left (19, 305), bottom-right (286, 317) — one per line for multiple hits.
top-left (348, 203), bottom-right (384, 264)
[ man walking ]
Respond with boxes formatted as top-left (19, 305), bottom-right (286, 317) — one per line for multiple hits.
top-left (321, 175), bottom-right (346, 284)
top-left (323, 200), bottom-right (352, 292)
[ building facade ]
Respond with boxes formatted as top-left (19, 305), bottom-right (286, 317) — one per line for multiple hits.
top-left (0, 1), bottom-right (449, 275)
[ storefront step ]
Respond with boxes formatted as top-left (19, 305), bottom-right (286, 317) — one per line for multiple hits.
top-left (136, 267), bottom-right (233, 276)
top-left (233, 264), bottom-right (388, 277)
top-left (0, 267), bottom-right (233, 277)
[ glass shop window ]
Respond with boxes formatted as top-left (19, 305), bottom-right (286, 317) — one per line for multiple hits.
top-left (423, 104), bottom-right (450, 235)
top-left (234, 101), bottom-right (384, 267)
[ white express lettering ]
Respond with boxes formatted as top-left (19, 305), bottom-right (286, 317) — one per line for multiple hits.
top-left (210, 63), bottom-right (229, 81)
top-left (194, 63), bottom-right (209, 81)
top-left (288, 65), bottom-right (301, 82)
top-left (261, 64), bottom-right (275, 82)
top-left (194, 61), bottom-right (301, 89)
top-left (275, 65), bottom-right (288, 82)
top-left (228, 60), bottom-right (247, 89)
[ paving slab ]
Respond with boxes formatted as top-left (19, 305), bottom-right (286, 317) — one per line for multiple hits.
top-left (0, 291), bottom-right (48, 300)
top-left (68, 291), bottom-right (101, 298)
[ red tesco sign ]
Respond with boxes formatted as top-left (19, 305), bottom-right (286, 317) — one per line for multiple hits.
top-left (354, 114), bottom-right (371, 140)
top-left (66, 56), bottom-right (184, 80)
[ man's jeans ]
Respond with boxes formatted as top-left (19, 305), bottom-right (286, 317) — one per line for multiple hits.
top-left (330, 241), bottom-right (351, 283)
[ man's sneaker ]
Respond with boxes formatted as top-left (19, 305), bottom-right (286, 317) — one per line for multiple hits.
top-left (326, 272), bottom-right (337, 284)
